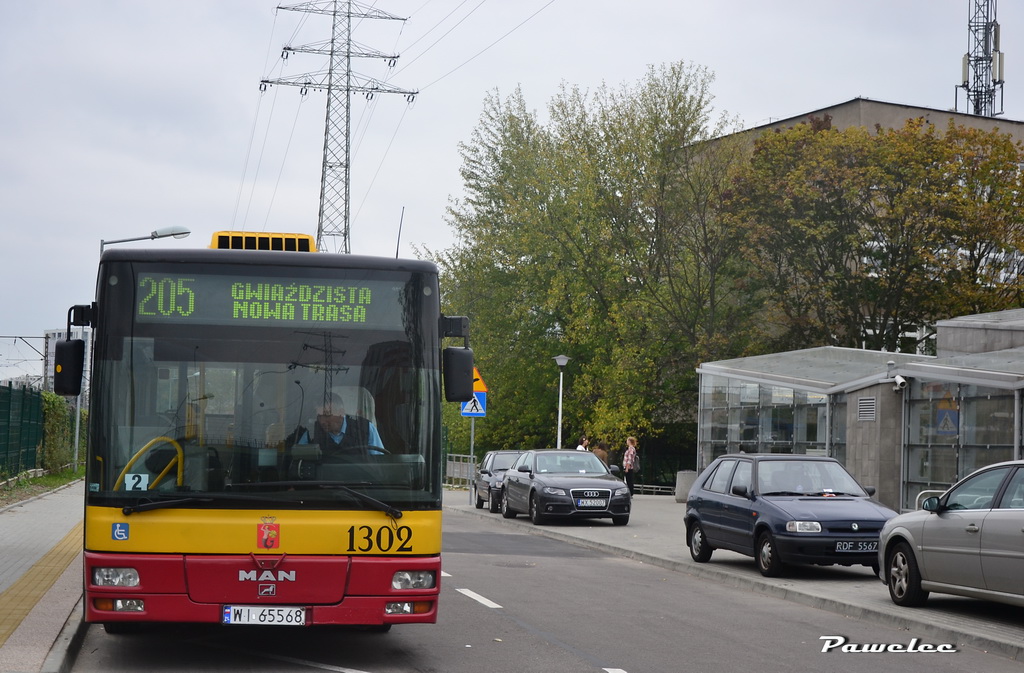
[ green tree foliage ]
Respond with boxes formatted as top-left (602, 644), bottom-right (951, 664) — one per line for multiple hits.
top-left (724, 116), bottom-right (1024, 352)
top-left (41, 391), bottom-right (74, 471)
top-left (431, 63), bottom-right (749, 454)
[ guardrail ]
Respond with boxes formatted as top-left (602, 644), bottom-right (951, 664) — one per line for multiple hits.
top-left (635, 484), bottom-right (675, 495)
top-left (915, 489), bottom-right (946, 510)
top-left (445, 454), bottom-right (475, 489)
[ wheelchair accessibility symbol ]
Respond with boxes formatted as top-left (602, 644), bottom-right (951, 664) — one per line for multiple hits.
top-left (112, 523), bottom-right (130, 541)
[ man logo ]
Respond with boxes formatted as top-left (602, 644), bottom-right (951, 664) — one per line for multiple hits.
top-left (239, 570), bottom-right (296, 582)
top-left (259, 584), bottom-right (277, 596)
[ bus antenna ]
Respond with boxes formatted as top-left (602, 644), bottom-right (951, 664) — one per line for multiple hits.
top-left (395, 206), bottom-right (405, 259)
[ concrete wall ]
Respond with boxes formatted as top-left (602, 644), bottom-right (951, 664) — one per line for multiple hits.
top-left (936, 310), bottom-right (1024, 356)
top-left (843, 383), bottom-right (903, 511)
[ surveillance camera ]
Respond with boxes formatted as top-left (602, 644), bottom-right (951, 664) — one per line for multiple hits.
top-left (893, 375), bottom-right (908, 391)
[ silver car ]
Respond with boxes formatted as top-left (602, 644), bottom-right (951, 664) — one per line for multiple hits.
top-left (878, 460), bottom-right (1024, 608)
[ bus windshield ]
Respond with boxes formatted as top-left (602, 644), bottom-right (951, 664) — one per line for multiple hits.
top-left (86, 257), bottom-right (443, 510)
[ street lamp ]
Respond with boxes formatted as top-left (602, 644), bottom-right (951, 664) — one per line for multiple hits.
top-left (553, 355), bottom-right (570, 449)
top-left (100, 225), bottom-right (191, 253)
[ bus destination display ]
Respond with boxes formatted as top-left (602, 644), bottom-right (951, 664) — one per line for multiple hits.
top-left (135, 274), bottom-right (408, 329)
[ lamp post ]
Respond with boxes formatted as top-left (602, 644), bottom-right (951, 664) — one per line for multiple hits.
top-left (553, 355), bottom-right (570, 449)
top-left (100, 224), bottom-right (191, 253)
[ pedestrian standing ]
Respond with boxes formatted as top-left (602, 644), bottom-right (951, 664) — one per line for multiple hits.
top-left (575, 435), bottom-right (589, 451)
top-left (623, 436), bottom-right (639, 495)
top-left (592, 441), bottom-right (609, 465)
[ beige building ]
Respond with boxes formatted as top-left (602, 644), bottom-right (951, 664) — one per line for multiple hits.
top-left (750, 96), bottom-right (1024, 140)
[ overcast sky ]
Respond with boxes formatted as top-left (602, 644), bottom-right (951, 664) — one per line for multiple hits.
top-left (2, 0), bottom-right (1023, 381)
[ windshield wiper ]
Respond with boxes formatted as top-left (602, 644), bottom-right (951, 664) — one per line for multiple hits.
top-left (230, 480), bottom-right (404, 519)
top-left (122, 496), bottom-right (213, 515)
top-left (121, 490), bottom-right (310, 515)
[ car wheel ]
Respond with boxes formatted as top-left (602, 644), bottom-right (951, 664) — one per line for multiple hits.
top-left (887, 541), bottom-right (929, 607)
top-left (689, 521), bottom-right (713, 563)
top-left (488, 489), bottom-right (501, 513)
top-left (473, 485), bottom-right (485, 509)
top-left (756, 531), bottom-right (785, 577)
top-left (500, 489), bottom-right (517, 519)
top-left (612, 514), bottom-right (629, 526)
top-left (529, 492), bottom-right (546, 525)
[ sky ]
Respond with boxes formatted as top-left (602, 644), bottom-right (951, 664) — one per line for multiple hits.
top-left (2, 0), bottom-right (1024, 382)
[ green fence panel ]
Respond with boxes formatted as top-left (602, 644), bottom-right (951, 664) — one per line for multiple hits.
top-left (0, 383), bottom-right (42, 478)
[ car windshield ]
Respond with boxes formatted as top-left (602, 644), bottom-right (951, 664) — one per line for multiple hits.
top-left (756, 460), bottom-right (866, 496)
top-left (492, 453), bottom-right (520, 471)
top-left (535, 453), bottom-right (608, 475)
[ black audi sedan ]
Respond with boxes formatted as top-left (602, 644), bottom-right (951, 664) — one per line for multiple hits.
top-left (685, 454), bottom-right (896, 577)
top-left (500, 449), bottom-right (631, 525)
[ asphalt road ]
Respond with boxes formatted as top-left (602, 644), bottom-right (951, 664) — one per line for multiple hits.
top-left (68, 503), bottom-right (1024, 673)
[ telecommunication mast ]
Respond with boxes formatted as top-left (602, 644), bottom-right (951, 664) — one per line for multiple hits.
top-left (956, 0), bottom-right (1005, 117)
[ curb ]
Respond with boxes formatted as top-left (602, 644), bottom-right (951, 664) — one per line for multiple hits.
top-left (41, 598), bottom-right (87, 673)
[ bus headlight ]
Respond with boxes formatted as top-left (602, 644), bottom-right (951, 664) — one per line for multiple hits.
top-left (392, 570), bottom-right (436, 590)
top-left (92, 567), bottom-right (140, 587)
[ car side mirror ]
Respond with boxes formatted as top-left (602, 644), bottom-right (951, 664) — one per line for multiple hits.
top-left (518, 464), bottom-right (531, 473)
top-left (731, 484), bottom-right (750, 498)
top-left (864, 486), bottom-right (876, 496)
top-left (609, 465), bottom-right (621, 475)
top-left (922, 496), bottom-right (941, 512)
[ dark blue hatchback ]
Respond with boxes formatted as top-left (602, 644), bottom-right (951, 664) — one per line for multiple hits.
top-left (685, 454), bottom-right (897, 577)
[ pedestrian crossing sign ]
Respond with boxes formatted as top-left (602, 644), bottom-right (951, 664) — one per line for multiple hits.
top-left (461, 391), bottom-right (486, 417)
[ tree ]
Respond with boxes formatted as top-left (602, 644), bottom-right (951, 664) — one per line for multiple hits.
top-left (432, 63), bottom-right (750, 454)
top-left (724, 116), bottom-right (1024, 353)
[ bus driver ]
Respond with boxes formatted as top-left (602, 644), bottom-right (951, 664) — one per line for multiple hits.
top-left (295, 392), bottom-right (386, 456)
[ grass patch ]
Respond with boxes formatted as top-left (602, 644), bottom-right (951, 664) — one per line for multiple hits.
top-left (0, 466), bottom-right (85, 509)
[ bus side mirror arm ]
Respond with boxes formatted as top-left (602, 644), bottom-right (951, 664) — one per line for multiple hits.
top-left (440, 315), bottom-right (470, 349)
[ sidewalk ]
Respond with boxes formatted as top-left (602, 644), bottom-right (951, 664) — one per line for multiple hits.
top-left (0, 482), bottom-right (85, 673)
top-left (443, 490), bottom-right (1024, 663)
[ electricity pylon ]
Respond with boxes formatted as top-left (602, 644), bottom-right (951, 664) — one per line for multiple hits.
top-left (261, 0), bottom-right (417, 253)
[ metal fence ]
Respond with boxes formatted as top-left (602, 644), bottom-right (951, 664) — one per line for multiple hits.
top-left (0, 383), bottom-right (43, 478)
top-left (444, 453), bottom-right (476, 489)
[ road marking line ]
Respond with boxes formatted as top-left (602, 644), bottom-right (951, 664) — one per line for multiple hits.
top-left (455, 588), bottom-right (502, 608)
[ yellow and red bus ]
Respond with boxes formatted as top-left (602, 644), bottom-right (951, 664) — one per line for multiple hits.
top-left (54, 237), bottom-right (473, 633)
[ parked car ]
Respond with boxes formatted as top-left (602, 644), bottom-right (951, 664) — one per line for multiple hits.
top-left (473, 450), bottom-right (524, 512)
top-left (879, 460), bottom-right (1024, 608)
top-left (500, 449), bottom-right (631, 525)
top-left (685, 454), bottom-right (896, 577)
